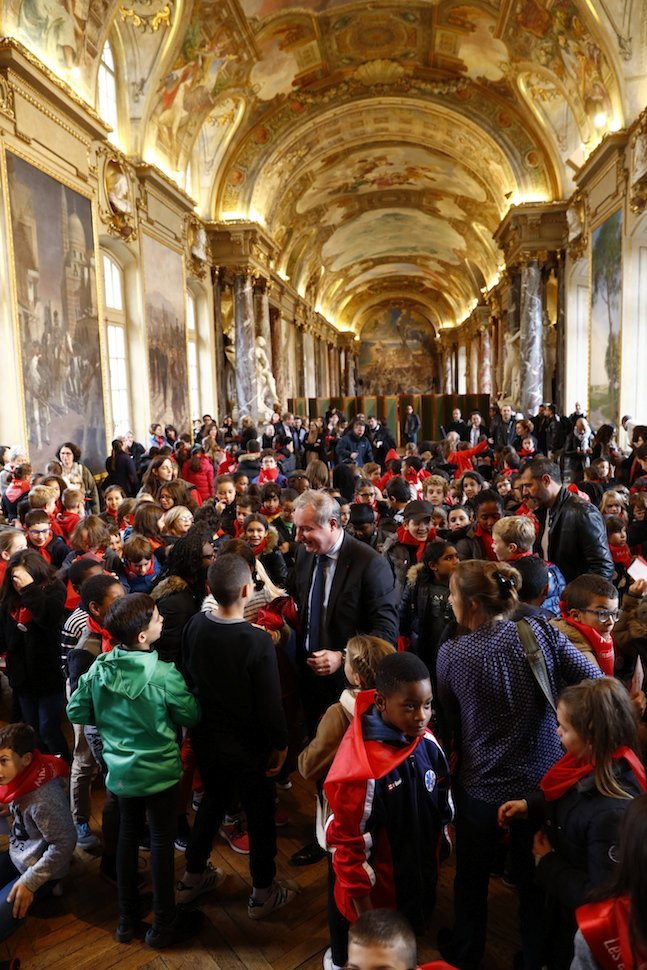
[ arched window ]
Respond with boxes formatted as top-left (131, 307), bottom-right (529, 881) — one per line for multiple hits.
top-left (98, 41), bottom-right (119, 139)
top-left (186, 290), bottom-right (200, 419)
top-left (102, 252), bottom-right (130, 435)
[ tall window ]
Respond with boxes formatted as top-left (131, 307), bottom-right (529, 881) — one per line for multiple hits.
top-left (102, 253), bottom-right (130, 436)
top-left (98, 41), bottom-right (119, 140)
top-left (186, 292), bottom-right (200, 420)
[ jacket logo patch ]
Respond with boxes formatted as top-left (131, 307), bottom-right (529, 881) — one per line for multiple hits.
top-left (386, 777), bottom-right (402, 792)
top-left (425, 769), bottom-right (436, 793)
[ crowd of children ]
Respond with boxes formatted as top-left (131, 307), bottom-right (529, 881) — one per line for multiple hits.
top-left (0, 406), bottom-right (644, 970)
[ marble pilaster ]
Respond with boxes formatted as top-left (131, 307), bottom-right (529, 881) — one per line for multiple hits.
top-left (480, 328), bottom-right (493, 394)
top-left (269, 308), bottom-right (286, 411)
top-left (213, 271), bottom-right (227, 422)
top-left (234, 272), bottom-right (258, 421)
top-left (442, 348), bottom-right (452, 394)
top-left (519, 260), bottom-right (544, 417)
top-left (469, 337), bottom-right (480, 394)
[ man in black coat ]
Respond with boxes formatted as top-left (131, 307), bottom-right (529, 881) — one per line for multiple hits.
top-left (517, 457), bottom-right (614, 583)
top-left (367, 416), bottom-right (397, 471)
top-left (289, 490), bottom-right (398, 864)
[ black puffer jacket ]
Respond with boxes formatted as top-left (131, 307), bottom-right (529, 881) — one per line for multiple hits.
top-left (2, 579), bottom-right (67, 695)
top-left (399, 563), bottom-right (453, 678)
top-left (539, 487), bottom-right (614, 583)
top-left (150, 574), bottom-right (202, 666)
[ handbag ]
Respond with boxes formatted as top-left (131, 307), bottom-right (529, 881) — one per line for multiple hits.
top-left (516, 619), bottom-right (557, 713)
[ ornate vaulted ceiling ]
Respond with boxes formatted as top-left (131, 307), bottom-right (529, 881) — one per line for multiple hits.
top-left (1, 0), bottom-right (632, 333)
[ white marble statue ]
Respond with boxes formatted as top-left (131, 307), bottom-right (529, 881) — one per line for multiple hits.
top-left (255, 336), bottom-right (277, 410)
top-left (501, 327), bottom-right (521, 403)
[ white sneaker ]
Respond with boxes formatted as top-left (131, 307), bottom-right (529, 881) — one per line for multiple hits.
top-left (176, 861), bottom-right (225, 905)
top-left (323, 947), bottom-right (333, 970)
top-left (247, 879), bottom-right (298, 920)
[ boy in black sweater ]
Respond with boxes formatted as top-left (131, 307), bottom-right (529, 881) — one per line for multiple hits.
top-left (179, 553), bottom-right (298, 918)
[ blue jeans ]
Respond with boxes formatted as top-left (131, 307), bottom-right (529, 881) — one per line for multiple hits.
top-left (0, 851), bottom-right (55, 942)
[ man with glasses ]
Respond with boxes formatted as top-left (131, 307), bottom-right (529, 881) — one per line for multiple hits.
top-left (516, 457), bottom-right (613, 582)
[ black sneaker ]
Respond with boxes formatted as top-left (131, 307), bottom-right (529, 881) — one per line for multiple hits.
top-left (115, 917), bottom-right (137, 944)
top-left (145, 909), bottom-right (204, 949)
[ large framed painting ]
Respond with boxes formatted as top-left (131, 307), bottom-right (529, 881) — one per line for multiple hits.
top-left (590, 209), bottom-right (622, 430)
top-left (6, 151), bottom-right (106, 472)
top-left (142, 234), bottom-right (190, 433)
top-left (358, 306), bottom-right (437, 394)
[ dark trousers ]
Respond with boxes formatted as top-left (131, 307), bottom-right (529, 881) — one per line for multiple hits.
top-left (446, 788), bottom-right (544, 970)
top-left (0, 851), bottom-right (56, 942)
top-left (327, 853), bottom-right (350, 967)
top-left (18, 691), bottom-right (69, 761)
top-left (186, 746), bottom-right (276, 889)
top-left (117, 784), bottom-right (178, 929)
top-left (299, 661), bottom-right (345, 738)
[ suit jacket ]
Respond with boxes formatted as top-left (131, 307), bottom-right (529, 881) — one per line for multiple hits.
top-left (291, 532), bottom-right (398, 653)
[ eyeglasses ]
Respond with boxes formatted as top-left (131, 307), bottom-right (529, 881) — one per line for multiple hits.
top-left (581, 608), bottom-right (621, 622)
top-left (28, 528), bottom-right (50, 536)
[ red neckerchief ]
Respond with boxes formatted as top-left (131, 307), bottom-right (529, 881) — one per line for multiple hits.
top-left (259, 505), bottom-right (281, 522)
top-left (0, 560), bottom-right (6, 586)
top-left (610, 544), bottom-right (633, 567)
top-left (515, 504), bottom-right (541, 536)
top-left (473, 523), bottom-right (497, 560)
top-left (56, 511), bottom-right (80, 538)
top-left (395, 525), bottom-right (436, 562)
top-left (258, 467), bottom-right (279, 484)
top-left (540, 746), bottom-right (646, 802)
top-left (561, 612), bottom-right (615, 675)
top-left (87, 615), bottom-right (114, 654)
top-left (31, 542), bottom-right (52, 565)
top-left (126, 559), bottom-right (154, 579)
top-left (105, 507), bottom-right (119, 521)
top-left (0, 749), bottom-right (69, 804)
top-left (48, 513), bottom-right (65, 537)
top-left (251, 536), bottom-right (269, 556)
top-left (509, 551), bottom-right (533, 560)
top-left (234, 519), bottom-right (244, 538)
top-left (577, 896), bottom-right (647, 970)
top-left (10, 604), bottom-right (33, 627)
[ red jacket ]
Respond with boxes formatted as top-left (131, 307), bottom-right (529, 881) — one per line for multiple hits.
top-left (181, 457), bottom-right (214, 501)
top-left (324, 690), bottom-right (453, 928)
top-left (446, 439), bottom-right (488, 478)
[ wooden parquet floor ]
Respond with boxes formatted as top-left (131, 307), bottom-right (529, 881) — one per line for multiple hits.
top-left (0, 766), bottom-right (519, 970)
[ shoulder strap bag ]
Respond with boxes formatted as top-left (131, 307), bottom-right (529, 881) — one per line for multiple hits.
top-left (516, 619), bottom-right (557, 713)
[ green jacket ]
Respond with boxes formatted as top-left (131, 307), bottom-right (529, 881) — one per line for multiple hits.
top-left (66, 646), bottom-right (199, 797)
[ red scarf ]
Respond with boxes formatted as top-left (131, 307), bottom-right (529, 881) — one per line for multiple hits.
top-left (577, 896), bottom-right (647, 970)
top-left (0, 749), bottom-right (69, 804)
top-left (10, 604), bottom-right (33, 628)
top-left (0, 560), bottom-right (6, 586)
top-left (29, 537), bottom-right (52, 564)
top-left (561, 613), bottom-right (615, 675)
top-left (251, 536), bottom-right (269, 557)
top-left (87, 615), bottom-right (114, 654)
top-left (515, 504), bottom-right (541, 536)
top-left (611, 544), bottom-right (633, 567)
top-left (258, 467), bottom-right (279, 484)
top-left (396, 525), bottom-right (436, 562)
top-left (540, 747), bottom-right (646, 801)
top-left (233, 519), bottom-right (244, 538)
top-left (126, 559), bottom-right (154, 580)
top-left (473, 523), bottom-right (496, 561)
top-left (259, 505), bottom-right (281, 522)
top-left (509, 551), bottom-right (533, 561)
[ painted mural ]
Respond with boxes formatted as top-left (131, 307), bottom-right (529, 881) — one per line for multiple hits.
top-left (322, 209), bottom-right (465, 273)
top-left (142, 235), bottom-right (190, 433)
top-left (6, 152), bottom-right (106, 472)
top-left (358, 307), bottom-right (436, 394)
top-left (590, 209), bottom-right (622, 430)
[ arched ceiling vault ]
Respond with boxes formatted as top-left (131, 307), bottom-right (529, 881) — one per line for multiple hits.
top-left (1, 0), bottom-right (628, 330)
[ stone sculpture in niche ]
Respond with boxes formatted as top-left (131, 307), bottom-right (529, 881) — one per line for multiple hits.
top-left (255, 336), bottom-right (277, 412)
top-left (103, 159), bottom-right (135, 239)
top-left (500, 327), bottom-right (521, 404)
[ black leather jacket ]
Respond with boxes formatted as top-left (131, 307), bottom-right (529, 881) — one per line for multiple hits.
top-left (540, 487), bottom-right (614, 583)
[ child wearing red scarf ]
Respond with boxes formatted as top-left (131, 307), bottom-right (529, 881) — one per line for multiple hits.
top-left (454, 489), bottom-right (502, 562)
top-left (499, 678), bottom-right (646, 970)
top-left (259, 482), bottom-right (282, 523)
top-left (573, 794), bottom-right (647, 970)
top-left (550, 574), bottom-right (619, 675)
top-left (382, 500), bottom-right (436, 602)
top-left (0, 723), bottom-right (75, 942)
top-left (606, 515), bottom-right (633, 587)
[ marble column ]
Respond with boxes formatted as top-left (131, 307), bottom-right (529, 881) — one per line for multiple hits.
top-left (295, 326), bottom-right (305, 397)
top-left (480, 328), bottom-right (493, 394)
top-left (519, 260), bottom-right (544, 417)
top-left (555, 255), bottom-right (566, 414)
top-left (269, 308), bottom-right (286, 411)
top-left (212, 269), bottom-right (227, 422)
top-left (442, 348), bottom-right (452, 394)
top-left (469, 336), bottom-right (480, 394)
top-left (234, 272), bottom-right (258, 421)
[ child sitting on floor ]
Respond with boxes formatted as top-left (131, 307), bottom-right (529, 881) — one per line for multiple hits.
top-left (0, 723), bottom-right (76, 942)
top-left (347, 908), bottom-right (457, 970)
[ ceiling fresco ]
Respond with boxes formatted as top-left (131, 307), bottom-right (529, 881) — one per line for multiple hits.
top-left (1, 0), bottom-right (638, 330)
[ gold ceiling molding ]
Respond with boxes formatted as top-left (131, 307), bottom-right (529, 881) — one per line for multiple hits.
top-left (291, 72), bottom-right (469, 106)
top-left (119, 0), bottom-right (174, 32)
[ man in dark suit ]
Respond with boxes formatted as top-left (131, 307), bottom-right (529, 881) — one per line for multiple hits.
top-left (292, 491), bottom-right (398, 721)
top-left (289, 490), bottom-right (398, 865)
top-left (445, 407), bottom-right (469, 441)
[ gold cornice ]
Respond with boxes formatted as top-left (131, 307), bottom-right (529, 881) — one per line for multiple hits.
top-left (0, 38), bottom-right (108, 143)
top-left (134, 161), bottom-right (195, 211)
